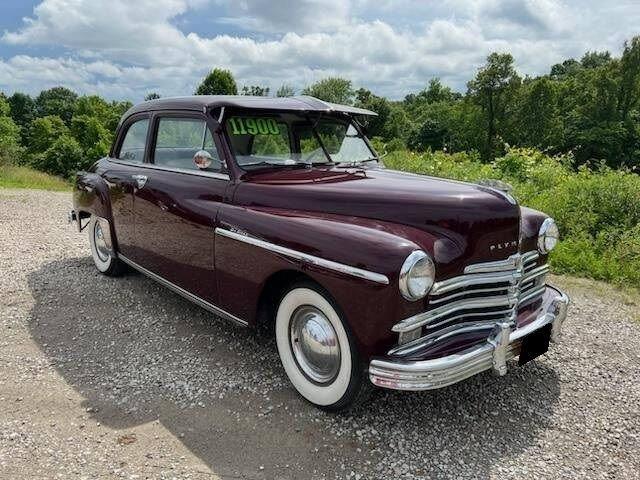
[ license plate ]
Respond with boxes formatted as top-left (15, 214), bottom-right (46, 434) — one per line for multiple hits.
top-left (519, 324), bottom-right (551, 365)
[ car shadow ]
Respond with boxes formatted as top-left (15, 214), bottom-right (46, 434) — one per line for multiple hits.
top-left (27, 257), bottom-right (561, 479)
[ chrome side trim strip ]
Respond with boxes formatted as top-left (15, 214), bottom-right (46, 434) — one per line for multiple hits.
top-left (117, 254), bottom-right (248, 327)
top-left (215, 227), bottom-right (390, 285)
top-left (109, 159), bottom-right (230, 181)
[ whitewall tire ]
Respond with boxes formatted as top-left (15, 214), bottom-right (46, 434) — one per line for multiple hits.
top-left (275, 283), bottom-right (368, 410)
top-left (88, 215), bottom-right (125, 276)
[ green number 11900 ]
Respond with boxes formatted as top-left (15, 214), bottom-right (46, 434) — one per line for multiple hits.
top-left (228, 117), bottom-right (280, 135)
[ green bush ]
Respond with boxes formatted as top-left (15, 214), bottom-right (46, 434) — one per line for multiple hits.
top-left (31, 135), bottom-right (84, 178)
top-left (385, 147), bottom-right (640, 287)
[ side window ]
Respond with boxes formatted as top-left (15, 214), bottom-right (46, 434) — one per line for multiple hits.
top-left (153, 117), bottom-right (222, 172)
top-left (118, 119), bottom-right (149, 162)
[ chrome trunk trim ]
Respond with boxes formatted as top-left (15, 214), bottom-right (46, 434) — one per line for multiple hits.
top-left (117, 254), bottom-right (248, 327)
top-left (215, 227), bottom-right (390, 285)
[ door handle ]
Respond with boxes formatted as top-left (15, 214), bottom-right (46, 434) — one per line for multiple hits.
top-left (132, 174), bottom-right (147, 189)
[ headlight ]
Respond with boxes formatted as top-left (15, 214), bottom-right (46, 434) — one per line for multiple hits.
top-left (538, 218), bottom-right (559, 254)
top-left (399, 250), bottom-right (435, 301)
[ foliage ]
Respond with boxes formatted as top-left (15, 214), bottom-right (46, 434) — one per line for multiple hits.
top-left (0, 97), bottom-right (22, 165)
top-left (31, 135), bottom-right (84, 178)
top-left (276, 84), bottom-right (295, 97)
top-left (7, 92), bottom-right (36, 135)
top-left (144, 92), bottom-right (161, 101)
top-left (385, 147), bottom-right (640, 287)
top-left (355, 88), bottom-right (391, 138)
top-left (241, 85), bottom-right (270, 96)
top-left (0, 164), bottom-right (69, 191)
top-left (195, 68), bottom-right (238, 95)
top-left (70, 115), bottom-right (111, 160)
top-left (302, 77), bottom-right (354, 105)
top-left (27, 115), bottom-right (69, 154)
top-left (467, 53), bottom-right (521, 160)
top-left (35, 87), bottom-right (78, 125)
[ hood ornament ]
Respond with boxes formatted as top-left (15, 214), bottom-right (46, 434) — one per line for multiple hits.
top-left (476, 179), bottom-right (517, 205)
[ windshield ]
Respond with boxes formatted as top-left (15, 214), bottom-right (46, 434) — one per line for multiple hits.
top-left (224, 112), bottom-right (377, 169)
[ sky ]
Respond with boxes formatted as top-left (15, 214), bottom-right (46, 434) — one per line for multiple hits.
top-left (0, 0), bottom-right (639, 102)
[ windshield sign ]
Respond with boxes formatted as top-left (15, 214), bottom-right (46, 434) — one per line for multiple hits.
top-left (224, 113), bottom-right (377, 169)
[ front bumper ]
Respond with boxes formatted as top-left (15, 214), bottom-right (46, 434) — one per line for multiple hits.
top-left (369, 286), bottom-right (569, 391)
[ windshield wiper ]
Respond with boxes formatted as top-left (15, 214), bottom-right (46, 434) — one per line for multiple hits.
top-left (242, 161), bottom-right (310, 169)
top-left (335, 157), bottom-right (380, 168)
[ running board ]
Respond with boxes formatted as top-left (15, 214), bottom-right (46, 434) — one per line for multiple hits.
top-left (117, 254), bottom-right (248, 328)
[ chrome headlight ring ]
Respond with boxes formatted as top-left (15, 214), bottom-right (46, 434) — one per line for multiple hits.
top-left (538, 217), bottom-right (559, 254)
top-left (399, 250), bottom-right (436, 301)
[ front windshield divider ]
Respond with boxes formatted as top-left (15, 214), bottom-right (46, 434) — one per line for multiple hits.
top-left (305, 113), bottom-right (333, 165)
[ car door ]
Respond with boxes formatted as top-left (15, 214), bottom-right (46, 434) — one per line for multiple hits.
top-left (105, 114), bottom-right (151, 258)
top-left (132, 111), bottom-right (232, 305)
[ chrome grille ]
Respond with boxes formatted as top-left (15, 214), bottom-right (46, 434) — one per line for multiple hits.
top-left (391, 251), bottom-right (548, 355)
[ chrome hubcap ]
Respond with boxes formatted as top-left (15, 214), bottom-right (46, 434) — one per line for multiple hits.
top-left (94, 221), bottom-right (110, 262)
top-left (290, 306), bottom-right (341, 384)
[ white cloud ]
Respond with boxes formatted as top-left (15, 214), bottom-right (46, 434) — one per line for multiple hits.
top-left (214, 0), bottom-right (351, 33)
top-left (0, 0), bottom-right (638, 101)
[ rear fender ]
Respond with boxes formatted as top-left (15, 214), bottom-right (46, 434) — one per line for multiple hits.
top-left (73, 171), bottom-right (117, 247)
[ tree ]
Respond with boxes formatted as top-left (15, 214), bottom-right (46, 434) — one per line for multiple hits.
top-left (144, 92), bottom-right (161, 101)
top-left (581, 51), bottom-right (612, 69)
top-left (31, 134), bottom-right (84, 178)
top-left (510, 77), bottom-right (563, 148)
top-left (467, 53), bottom-right (521, 160)
top-left (618, 36), bottom-right (640, 121)
top-left (7, 92), bottom-right (36, 133)
top-left (407, 118), bottom-right (448, 151)
top-left (35, 87), bottom-right (78, 125)
top-left (354, 88), bottom-right (391, 138)
top-left (302, 77), bottom-right (354, 105)
top-left (422, 78), bottom-right (458, 104)
top-left (195, 68), bottom-right (238, 95)
top-left (71, 115), bottom-right (111, 160)
top-left (241, 85), bottom-right (270, 96)
top-left (276, 84), bottom-right (295, 97)
top-left (0, 96), bottom-right (22, 164)
top-left (27, 115), bottom-right (69, 154)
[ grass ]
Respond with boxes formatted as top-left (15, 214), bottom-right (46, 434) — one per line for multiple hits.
top-left (0, 164), bottom-right (70, 191)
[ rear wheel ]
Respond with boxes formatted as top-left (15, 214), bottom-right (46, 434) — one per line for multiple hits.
top-left (88, 215), bottom-right (126, 276)
top-left (275, 282), bottom-right (369, 411)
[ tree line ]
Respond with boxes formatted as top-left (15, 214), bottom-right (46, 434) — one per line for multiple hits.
top-left (1, 35), bottom-right (639, 178)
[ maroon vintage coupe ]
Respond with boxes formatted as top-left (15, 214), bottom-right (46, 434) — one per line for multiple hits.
top-left (70, 95), bottom-right (569, 410)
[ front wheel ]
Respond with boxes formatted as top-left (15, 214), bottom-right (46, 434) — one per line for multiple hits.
top-left (275, 283), bottom-right (369, 411)
top-left (88, 215), bottom-right (126, 276)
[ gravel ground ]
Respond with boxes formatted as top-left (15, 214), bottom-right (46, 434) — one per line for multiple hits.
top-left (1, 188), bottom-right (639, 480)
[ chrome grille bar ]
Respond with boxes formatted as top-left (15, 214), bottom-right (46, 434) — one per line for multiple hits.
top-left (391, 251), bottom-right (549, 352)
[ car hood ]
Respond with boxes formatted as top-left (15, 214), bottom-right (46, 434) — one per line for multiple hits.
top-left (235, 167), bottom-right (522, 275)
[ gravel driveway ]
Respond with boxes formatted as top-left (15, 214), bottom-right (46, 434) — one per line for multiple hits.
top-left (1, 188), bottom-right (639, 479)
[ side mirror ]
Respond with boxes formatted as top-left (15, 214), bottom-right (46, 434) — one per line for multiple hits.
top-left (193, 150), bottom-right (213, 170)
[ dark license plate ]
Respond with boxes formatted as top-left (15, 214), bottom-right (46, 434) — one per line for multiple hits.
top-left (519, 324), bottom-right (552, 366)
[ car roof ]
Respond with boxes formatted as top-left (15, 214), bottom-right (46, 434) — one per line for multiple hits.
top-left (123, 95), bottom-right (378, 119)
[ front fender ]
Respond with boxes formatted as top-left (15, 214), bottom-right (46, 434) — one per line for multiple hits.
top-left (215, 205), bottom-right (439, 357)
